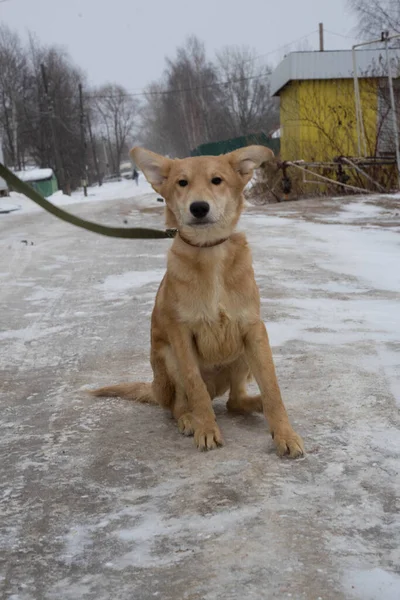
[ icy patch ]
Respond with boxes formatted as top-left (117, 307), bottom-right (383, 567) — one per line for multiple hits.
top-left (266, 296), bottom-right (400, 347)
top-left (0, 202), bottom-right (20, 214)
top-left (343, 567), bottom-right (400, 600)
top-left (62, 525), bottom-right (93, 564)
top-left (113, 505), bottom-right (260, 570)
top-left (27, 287), bottom-right (63, 302)
top-left (323, 202), bottom-right (388, 223)
top-left (95, 269), bottom-right (164, 300)
top-left (284, 279), bottom-right (368, 295)
top-left (295, 221), bottom-right (400, 293)
top-left (341, 202), bottom-right (385, 218)
top-left (0, 324), bottom-right (67, 342)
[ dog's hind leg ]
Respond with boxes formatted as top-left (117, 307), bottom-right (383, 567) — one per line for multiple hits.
top-left (226, 357), bottom-right (263, 414)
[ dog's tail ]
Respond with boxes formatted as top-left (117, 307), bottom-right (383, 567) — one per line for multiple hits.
top-left (88, 382), bottom-right (157, 405)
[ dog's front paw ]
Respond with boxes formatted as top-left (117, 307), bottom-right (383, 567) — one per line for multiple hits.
top-left (272, 427), bottom-right (304, 458)
top-left (194, 421), bottom-right (223, 451)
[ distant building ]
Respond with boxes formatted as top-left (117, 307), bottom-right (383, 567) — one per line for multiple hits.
top-left (190, 133), bottom-right (280, 157)
top-left (270, 49), bottom-right (400, 162)
top-left (14, 168), bottom-right (58, 197)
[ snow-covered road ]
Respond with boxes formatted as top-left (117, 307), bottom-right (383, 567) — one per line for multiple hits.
top-left (1, 185), bottom-right (399, 600)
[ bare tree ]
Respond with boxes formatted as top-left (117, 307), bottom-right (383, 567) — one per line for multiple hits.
top-left (23, 34), bottom-right (86, 191)
top-left (0, 25), bottom-right (28, 168)
top-left (161, 36), bottom-right (222, 156)
top-left (139, 38), bottom-right (279, 157)
top-left (216, 46), bottom-right (278, 137)
top-left (137, 83), bottom-right (171, 155)
top-left (92, 84), bottom-right (139, 176)
top-left (348, 0), bottom-right (400, 41)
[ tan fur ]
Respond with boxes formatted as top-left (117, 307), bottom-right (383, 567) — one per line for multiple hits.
top-left (91, 145), bottom-right (304, 457)
top-left (88, 382), bottom-right (155, 404)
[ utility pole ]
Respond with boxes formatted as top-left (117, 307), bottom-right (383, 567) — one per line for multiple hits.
top-left (78, 83), bottom-right (88, 197)
top-left (12, 97), bottom-right (19, 170)
top-left (87, 112), bottom-right (102, 187)
top-left (102, 136), bottom-right (110, 178)
top-left (319, 23), bottom-right (324, 52)
top-left (41, 63), bottom-right (66, 193)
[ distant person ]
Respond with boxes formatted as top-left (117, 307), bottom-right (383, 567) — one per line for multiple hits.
top-left (133, 168), bottom-right (139, 186)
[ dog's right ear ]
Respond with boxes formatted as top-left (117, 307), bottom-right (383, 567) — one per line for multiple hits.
top-left (130, 147), bottom-right (172, 193)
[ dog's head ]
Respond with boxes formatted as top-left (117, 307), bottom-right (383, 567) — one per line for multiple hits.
top-left (130, 146), bottom-right (274, 245)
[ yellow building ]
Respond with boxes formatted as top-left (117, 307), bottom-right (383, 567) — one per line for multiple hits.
top-left (270, 49), bottom-right (400, 163)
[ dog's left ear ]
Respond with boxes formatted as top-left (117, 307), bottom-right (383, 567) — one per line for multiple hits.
top-left (226, 145), bottom-right (274, 179)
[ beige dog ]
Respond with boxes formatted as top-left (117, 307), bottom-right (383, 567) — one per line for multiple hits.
top-left (91, 145), bottom-right (304, 457)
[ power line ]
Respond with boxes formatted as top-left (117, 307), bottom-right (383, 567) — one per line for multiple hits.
top-left (224, 29), bottom-right (318, 67)
top-left (85, 73), bottom-right (271, 100)
top-left (324, 28), bottom-right (357, 41)
top-left (248, 29), bottom-right (319, 62)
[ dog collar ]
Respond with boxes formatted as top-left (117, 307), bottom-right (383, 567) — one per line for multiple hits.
top-left (178, 232), bottom-right (230, 248)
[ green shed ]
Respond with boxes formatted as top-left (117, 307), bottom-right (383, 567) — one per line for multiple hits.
top-left (191, 133), bottom-right (280, 157)
top-left (14, 168), bottom-right (58, 197)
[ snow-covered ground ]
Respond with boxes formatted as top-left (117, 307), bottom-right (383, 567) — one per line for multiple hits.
top-left (0, 189), bottom-right (399, 600)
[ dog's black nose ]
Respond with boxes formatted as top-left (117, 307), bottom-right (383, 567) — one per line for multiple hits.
top-left (190, 201), bottom-right (210, 219)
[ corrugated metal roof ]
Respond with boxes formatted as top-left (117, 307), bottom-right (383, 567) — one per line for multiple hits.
top-left (270, 49), bottom-right (400, 96)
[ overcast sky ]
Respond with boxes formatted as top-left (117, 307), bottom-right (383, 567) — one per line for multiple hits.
top-left (2, 0), bottom-right (358, 91)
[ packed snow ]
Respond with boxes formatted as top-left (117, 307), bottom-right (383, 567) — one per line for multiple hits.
top-left (0, 185), bottom-right (399, 600)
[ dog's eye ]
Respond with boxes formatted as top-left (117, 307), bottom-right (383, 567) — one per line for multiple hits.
top-left (211, 177), bottom-right (222, 185)
top-left (178, 179), bottom-right (188, 187)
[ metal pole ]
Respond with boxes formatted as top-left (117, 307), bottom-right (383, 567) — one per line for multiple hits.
top-left (384, 35), bottom-right (400, 189)
top-left (12, 97), bottom-right (19, 169)
top-left (352, 46), bottom-right (368, 157)
top-left (78, 83), bottom-right (88, 197)
top-left (319, 23), bottom-right (324, 52)
top-left (352, 47), bottom-right (362, 156)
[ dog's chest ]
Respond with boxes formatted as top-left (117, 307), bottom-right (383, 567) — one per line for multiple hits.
top-left (192, 307), bottom-right (243, 365)
top-left (178, 274), bottom-right (247, 365)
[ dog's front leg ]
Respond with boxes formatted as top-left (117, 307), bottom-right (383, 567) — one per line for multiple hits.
top-left (168, 326), bottom-right (223, 451)
top-left (244, 321), bottom-right (304, 458)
